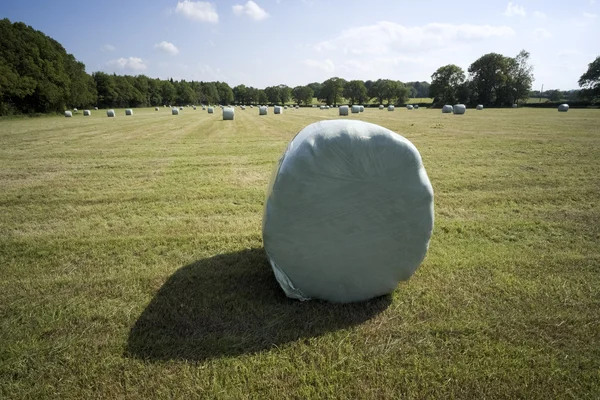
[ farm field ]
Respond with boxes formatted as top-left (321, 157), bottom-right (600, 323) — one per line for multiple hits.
top-left (1, 107), bottom-right (599, 399)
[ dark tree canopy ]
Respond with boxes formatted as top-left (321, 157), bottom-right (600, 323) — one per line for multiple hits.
top-left (578, 56), bottom-right (600, 101)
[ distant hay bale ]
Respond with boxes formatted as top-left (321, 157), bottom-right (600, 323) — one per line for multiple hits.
top-left (476, 104), bottom-right (484, 110)
top-left (442, 105), bottom-right (453, 113)
top-left (558, 104), bottom-right (569, 112)
top-left (351, 105), bottom-right (360, 113)
top-left (284, 106), bottom-right (288, 109)
top-left (406, 105), bottom-right (414, 110)
top-left (202, 106), bottom-right (206, 110)
top-left (125, 109), bottom-right (133, 116)
top-left (193, 106), bottom-right (197, 110)
top-left (414, 105), bottom-right (419, 110)
top-left (453, 104), bottom-right (466, 115)
top-left (388, 105), bottom-right (395, 111)
top-left (241, 105), bottom-right (246, 110)
top-left (208, 107), bottom-right (214, 114)
top-left (313, 105), bottom-right (317, 108)
top-left (83, 110), bottom-right (91, 116)
top-left (259, 106), bottom-right (268, 115)
top-left (512, 104), bottom-right (517, 108)
top-left (172, 108), bottom-right (179, 115)
top-left (73, 108), bottom-right (78, 112)
top-left (155, 107), bottom-right (159, 111)
top-left (179, 107), bottom-right (184, 111)
top-left (250, 105), bottom-right (254, 108)
top-left (223, 107), bottom-right (235, 120)
top-left (359, 106), bottom-right (364, 112)
top-left (94, 107), bottom-right (99, 110)
top-left (379, 105), bottom-right (384, 109)
top-left (339, 105), bottom-right (349, 116)
top-left (326, 105), bottom-right (330, 109)
top-left (274, 106), bottom-right (283, 114)
top-left (64, 111), bottom-right (72, 117)
top-left (320, 105), bottom-right (326, 110)
top-left (107, 109), bottom-right (115, 117)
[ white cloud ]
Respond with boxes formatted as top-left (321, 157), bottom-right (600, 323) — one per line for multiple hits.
top-left (533, 28), bottom-right (552, 40)
top-left (341, 60), bottom-right (373, 73)
top-left (197, 64), bottom-right (227, 80)
top-left (533, 11), bottom-right (547, 19)
top-left (583, 12), bottom-right (597, 18)
top-left (303, 58), bottom-right (335, 73)
top-left (503, 2), bottom-right (526, 17)
top-left (102, 44), bottom-right (116, 52)
top-left (314, 22), bottom-right (515, 55)
top-left (106, 57), bottom-right (147, 72)
top-left (154, 41), bottom-right (180, 55)
top-left (175, 1), bottom-right (218, 23)
top-left (232, 1), bottom-right (269, 21)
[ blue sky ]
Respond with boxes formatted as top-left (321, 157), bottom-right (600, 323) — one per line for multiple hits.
top-left (1, 0), bottom-right (598, 90)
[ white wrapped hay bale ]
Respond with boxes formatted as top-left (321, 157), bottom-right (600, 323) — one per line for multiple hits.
top-left (64, 111), bottom-right (72, 117)
top-left (407, 105), bottom-right (414, 110)
top-left (274, 106), bottom-right (283, 114)
top-left (326, 105), bottom-right (330, 109)
top-left (125, 109), bottom-right (133, 116)
top-left (155, 107), bottom-right (159, 111)
top-left (83, 110), bottom-right (91, 116)
top-left (241, 105), bottom-right (246, 110)
top-left (359, 105), bottom-right (364, 112)
top-left (223, 107), bottom-right (235, 120)
top-left (208, 107), bottom-right (214, 114)
top-left (107, 109), bottom-right (115, 117)
top-left (558, 104), bottom-right (569, 112)
top-left (476, 105), bottom-right (484, 110)
top-left (193, 106), bottom-right (197, 110)
top-left (94, 107), bottom-right (99, 110)
top-left (73, 108), bottom-right (78, 112)
top-left (351, 105), bottom-right (360, 113)
top-left (180, 107), bottom-right (184, 111)
top-left (339, 105), bottom-right (349, 116)
top-left (442, 105), bottom-right (453, 113)
top-left (453, 104), bottom-right (466, 115)
top-left (259, 106), bottom-right (268, 115)
top-left (313, 105), bottom-right (317, 108)
top-left (512, 104), bottom-right (517, 108)
top-left (250, 105), bottom-right (254, 108)
top-left (202, 106), bottom-right (206, 110)
top-left (379, 104), bottom-right (384, 110)
top-left (263, 120), bottom-right (434, 303)
top-left (284, 106), bottom-right (288, 109)
top-left (388, 105), bottom-right (395, 111)
top-left (172, 108), bottom-right (179, 115)
top-left (414, 105), bottom-right (419, 110)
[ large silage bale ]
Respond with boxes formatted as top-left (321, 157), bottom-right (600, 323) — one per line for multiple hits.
top-left (388, 105), bottom-right (395, 111)
top-left (172, 108), bottom-right (179, 115)
top-left (263, 120), bottom-right (434, 303)
top-left (274, 106), bottom-right (283, 114)
top-left (259, 106), bottom-right (268, 115)
top-left (379, 104), bottom-right (384, 110)
top-left (125, 109), bottom-right (133, 116)
top-left (359, 105), bottom-right (364, 112)
top-left (83, 110), bottom-right (91, 116)
top-left (558, 104), bottom-right (569, 112)
top-left (453, 104), bottom-right (466, 115)
top-left (107, 109), bottom-right (115, 117)
top-left (442, 105), bottom-right (453, 113)
top-left (64, 111), bottom-right (72, 117)
top-left (351, 105), bottom-right (360, 113)
top-left (339, 105), bottom-right (349, 116)
top-left (223, 107), bottom-right (234, 120)
top-left (208, 107), bottom-right (214, 114)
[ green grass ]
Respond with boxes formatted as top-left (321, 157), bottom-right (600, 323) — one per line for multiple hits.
top-left (1, 106), bottom-right (599, 399)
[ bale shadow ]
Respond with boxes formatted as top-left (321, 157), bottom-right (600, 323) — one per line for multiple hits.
top-left (126, 248), bottom-right (391, 362)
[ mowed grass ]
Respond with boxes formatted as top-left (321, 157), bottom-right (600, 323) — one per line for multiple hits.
top-left (1, 106), bottom-right (599, 399)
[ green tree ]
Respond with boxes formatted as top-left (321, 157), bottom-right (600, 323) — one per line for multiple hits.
top-left (395, 82), bottom-right (410, 105)
top-left (277, 84), bottom-right (292, 105)
top-left (320, 77), bottom-right (346, 105)
top-left (292, 85), bottom-right (314, 105)
top-left (215, 82), bottom-right (234, 105)
top-left (160, 80), bottom-right (176, 105)
top-left (343, 80), bottom-right (368, 105)
top-left (578, 55), bottom-right (600, 101)
top-left (548, 90), bottom-right (561, 102)
top-left (307, 82), bottom-right (322, 100)
top-left (233, 84), bottom-right (247, 104)
top-left (429, 64), bottom-right (465, 106)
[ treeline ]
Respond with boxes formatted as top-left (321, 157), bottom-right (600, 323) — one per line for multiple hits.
top-left (2, 18), bottom-right (597, 115)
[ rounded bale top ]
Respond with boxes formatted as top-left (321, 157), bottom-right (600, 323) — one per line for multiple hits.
top-left (125, 109), bottom-right (133, 116)
top-left (172, 108), bottom-right (179, 115)
top-left (442, 105), bottom-right (453, 113)
top-left (263, 119), bottom-right (434, 303)
top-left (83, 110), bottom-right (91, 116)
top-left (107, 109), bottom-right (116, 117)
top-left (274, 106), bottom-right (283, 114)
top-left (223, 107), bottom-right (235, 120)
top-left (558, 104), bottom-right (569, 112)
top-left (339, 105), bottom-right (349, 116)
top-left (388, 105), bottom-right (395, 111)
top-left (64, 111), bottom-right (72, 117)
top-left (476, 104), bottom-right (484, 110)
top-left (351, 105), bottom-right (360, 113)
top-left (453, 104), bottom-right (466, 115)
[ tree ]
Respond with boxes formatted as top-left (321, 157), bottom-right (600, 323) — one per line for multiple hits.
top-left (508, 50), bottom-right (534, 105)
top-left (160, 80), bottom-right (176, 105)
top-left (395, 82), bottom-right (410, 105)
top-left (277, 84), bottom-right (291, 105)
top-left (292, 85), bottom-right (314, 105)
top-left (307, 82), bottom-right (322, 100)
top-left (429, 64), bottom-right (465, 106)
top-left (319, 77), bottom-right (346, 105)
top-left (343, 80), bottom-right (368, 104)
top-left (548, 90), bottom-right (561, 102)
top-left (369, 79), bottom-right (391, 104)
top-left (264, 86), bottom-right (280, 104)
top-left (468, 53), bottom-right (508, 106)
top-left (233, 84), bottom-right (247, 104)
top-left (579, 56), bottom-right (600, 101)
top-left (215, 81), bottom-right (234, 105)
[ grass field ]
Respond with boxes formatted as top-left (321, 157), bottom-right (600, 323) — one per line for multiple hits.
top-left (1, 106), bottom-right (599, 399)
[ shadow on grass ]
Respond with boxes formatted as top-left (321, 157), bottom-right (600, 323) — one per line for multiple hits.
top-left (126, 248), bottom-right (391, 362)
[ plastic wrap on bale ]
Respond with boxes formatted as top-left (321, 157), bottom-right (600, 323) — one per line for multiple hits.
top-left (262, 120), bottom-right (434, 303)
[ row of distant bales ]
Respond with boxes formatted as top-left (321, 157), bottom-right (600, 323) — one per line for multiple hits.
top-left (64, 102), bottom-right (571, 119)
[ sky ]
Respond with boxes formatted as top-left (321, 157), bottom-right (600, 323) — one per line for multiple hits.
top-left (1, 0), bottom-right (599, 90)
